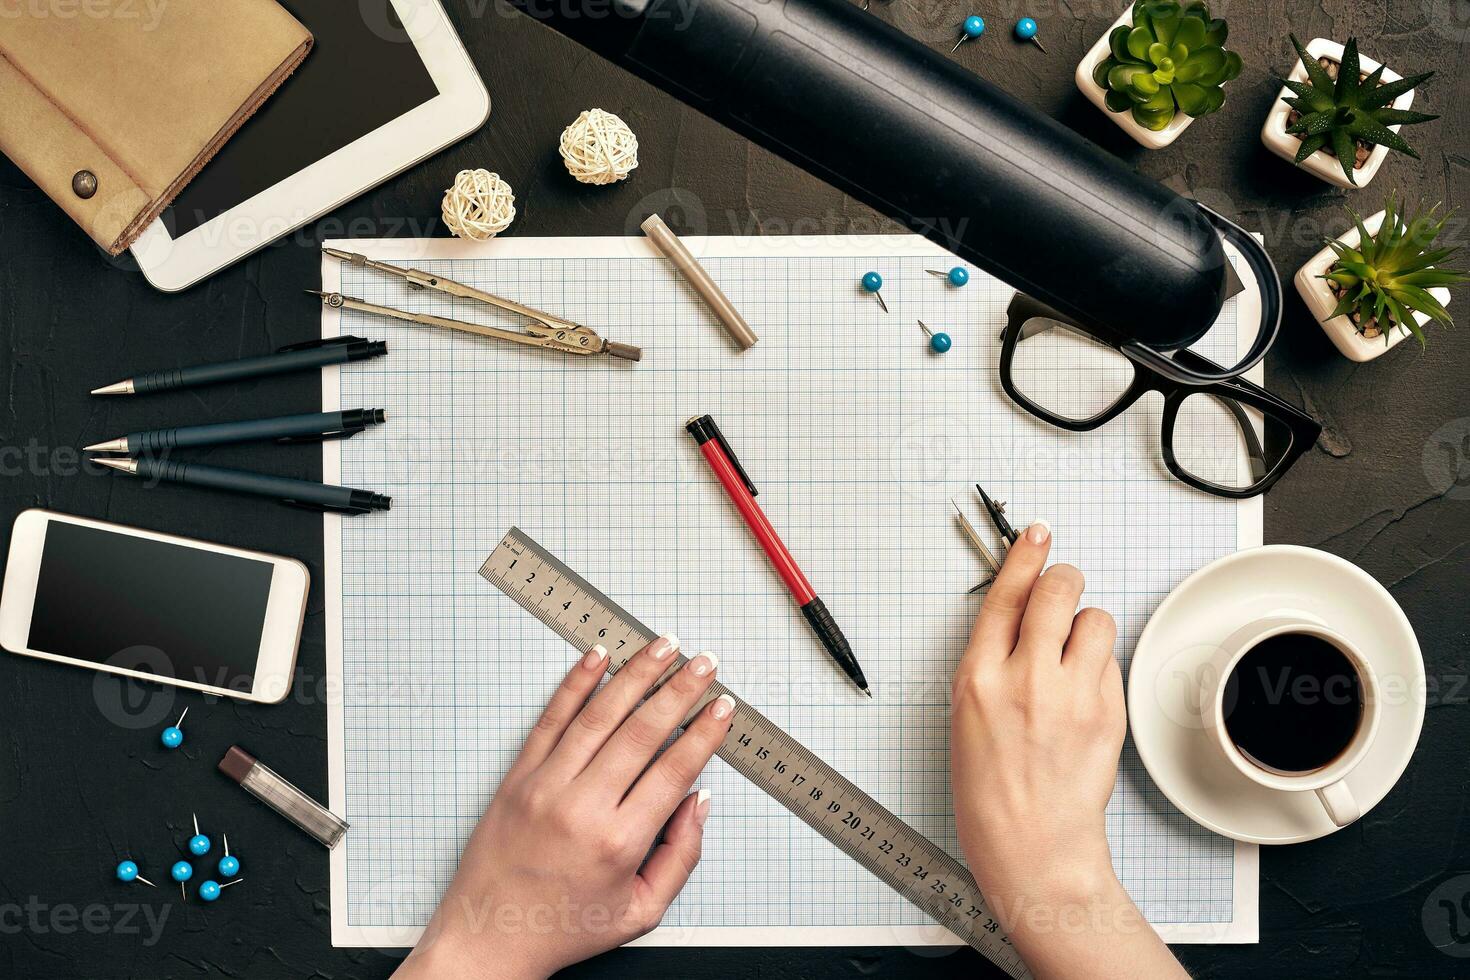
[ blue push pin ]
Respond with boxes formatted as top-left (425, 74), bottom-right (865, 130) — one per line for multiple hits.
top-left (926, 266), bottom-right (969, 287)
top-left (861, 271), bottom-right (889, 313)
top-left (1015, 17), bottom-right (1047, 52)
top-left (116, 860), bottom-right (156, 888)
top-left (218, 834), bottom-right (239, 878)
top-left (171, 860), bottom-right (193, 902)
top-left (917, 320), bottom-right (952, 354)
top-left (188, 813), bottom-right (211, 857)
top-left (199, 878), bottom-right (243, 903)
top-left (160, 706), bottom-right (188, 750)
top-left (953, 15), bottom-right (985, 52)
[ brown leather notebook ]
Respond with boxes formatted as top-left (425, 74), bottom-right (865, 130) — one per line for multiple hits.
top-left (0, 1), bottom-right (312, 255)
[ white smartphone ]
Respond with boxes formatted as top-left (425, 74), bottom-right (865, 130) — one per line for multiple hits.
top-left (0, 509), bottom-right (308, 703)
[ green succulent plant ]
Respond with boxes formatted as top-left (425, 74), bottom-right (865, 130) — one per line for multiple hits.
top-left (1092, 0), bottom-right (1241, 132)
top-left (1321, 197), bottom-right (1469, 346)
top-left (1279, 35), bottom-right (1439, 186)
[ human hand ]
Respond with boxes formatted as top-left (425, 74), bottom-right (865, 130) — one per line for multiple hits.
top-left (951, 520), bottom-right (1125, 917)
top-left (949, 523), bottom-right (1185, 979)
top-left (394, 635), bottom-right (734, 980)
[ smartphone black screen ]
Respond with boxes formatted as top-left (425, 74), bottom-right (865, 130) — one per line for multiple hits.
top-left (27, 523), bottom-right (275, 693)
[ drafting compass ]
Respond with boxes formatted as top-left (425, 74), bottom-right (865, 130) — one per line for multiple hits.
top-left (313, 248), bottom-right (642, 361)
top-left (953, 484), bottom-right (1022, 593)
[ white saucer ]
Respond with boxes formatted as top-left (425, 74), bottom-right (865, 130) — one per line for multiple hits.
top-left (1127, 545), bottom-right (1425, 845)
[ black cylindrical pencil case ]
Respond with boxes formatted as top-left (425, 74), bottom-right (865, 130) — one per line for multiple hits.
top-left (513, 0), bottom-right (1279, 378)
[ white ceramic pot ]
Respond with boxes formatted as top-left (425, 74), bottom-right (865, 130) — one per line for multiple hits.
top-left (1295, 209), bottom-right (1451, 362)
top-left (1076, 7), bottom-right (1196, 149)
top-left (1261, 38), bottom-right (1415, 190)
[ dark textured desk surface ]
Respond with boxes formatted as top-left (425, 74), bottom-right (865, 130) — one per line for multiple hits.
top-left (2, 3), bottom-right (1469, 978)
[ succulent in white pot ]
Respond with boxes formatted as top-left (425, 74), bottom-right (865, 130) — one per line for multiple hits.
top-left (1076, 0), bottom-right (1241, 149)
top-left (1295, 198), bottom-right (1467, 362)
top-left (1262, 36), bottom-right (1438, 189)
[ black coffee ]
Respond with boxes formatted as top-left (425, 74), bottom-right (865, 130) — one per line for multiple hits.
top-left (1222, 632), bottom-right (1363, 774)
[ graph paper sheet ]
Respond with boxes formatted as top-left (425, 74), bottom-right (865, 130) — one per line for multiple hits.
top-left (323, 234), bottom-right (1260, 948)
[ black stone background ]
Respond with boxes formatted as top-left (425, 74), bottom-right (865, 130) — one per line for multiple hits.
top-left (1, 2), bottom-right (1468, 977)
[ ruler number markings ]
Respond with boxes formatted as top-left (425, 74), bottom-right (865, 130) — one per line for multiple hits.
top-left (480, 530), bottom-right (1027, 978)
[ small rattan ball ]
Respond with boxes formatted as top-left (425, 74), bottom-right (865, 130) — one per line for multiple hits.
top-left (441, 169), bottom-right (516, 241)
top-left (558, 109), bottom-right (639, 185)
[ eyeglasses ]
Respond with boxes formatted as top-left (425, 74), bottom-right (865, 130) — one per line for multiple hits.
top-left (1100, 202), bottom-right (1284, 386)
top-left (998, 293), bottom-right (1321, 498)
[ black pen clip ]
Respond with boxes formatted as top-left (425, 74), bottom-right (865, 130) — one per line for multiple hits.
top-left (276, 335), bottom-right (369, 353)
top-left (701, 415), bottom-right (758, 497)
top-left (279, 497), bottom-right (371, 516)
top-left (276, 428), bottom-right (359, 445)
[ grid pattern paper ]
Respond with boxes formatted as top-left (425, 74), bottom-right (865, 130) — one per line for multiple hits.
top-left (323, 235), bottom-right (1260, 949)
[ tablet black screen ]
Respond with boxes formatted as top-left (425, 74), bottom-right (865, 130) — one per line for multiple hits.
top-left (161, 0), bottom-right (441, 238)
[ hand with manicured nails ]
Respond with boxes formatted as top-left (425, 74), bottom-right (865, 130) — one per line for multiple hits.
top-left (396, 527), bottom-right (1183, 979)
top-left (393, 635), bottom-right (732, 980)
top-left (951, 522), bottom-right (1187, 980)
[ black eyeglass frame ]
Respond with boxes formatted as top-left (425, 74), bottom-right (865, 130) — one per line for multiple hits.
top-left (1115, 202), bottom-right (1284, 386)
top-left (998, 294), bottom-right (1322, 499)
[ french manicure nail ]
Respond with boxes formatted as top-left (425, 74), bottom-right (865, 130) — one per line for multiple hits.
top-left (711, 694), bottom-right (735, 719)
top-left (689, 652), bottom-right (719, 676)
top-left (653, 634), bottom-right (680, 660)
top-left (583, 644), bottom-right (608, 670)
top-left (695, 788), bottom-right (711, 825)
top-left (1026, 520), bottom-right (1051, 545)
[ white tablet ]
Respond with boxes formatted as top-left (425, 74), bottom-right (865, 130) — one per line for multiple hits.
top-left (132, 0), bottom-right (489, 292)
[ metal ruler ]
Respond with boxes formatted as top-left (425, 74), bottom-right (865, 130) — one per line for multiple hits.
top-left (479, 528), bottom-right (1030, 979)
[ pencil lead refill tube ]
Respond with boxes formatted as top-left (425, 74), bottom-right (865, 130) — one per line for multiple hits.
top-left (219, 745), bottom-right (348, 848)
top-left (641, 213), bottom-right (758, 351)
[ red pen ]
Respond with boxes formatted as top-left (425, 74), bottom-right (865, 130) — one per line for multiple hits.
top-left (686, 414), bottom-right (870, 696)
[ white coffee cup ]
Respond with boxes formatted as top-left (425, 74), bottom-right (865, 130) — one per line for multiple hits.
top-left (1200, 614), bottom-right (1380, 827)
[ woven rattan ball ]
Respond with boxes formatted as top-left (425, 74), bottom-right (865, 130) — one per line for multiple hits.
top-left (441, 169), bottom-right (516, 240)
top-left (558, 109), bottom-right (639, 185)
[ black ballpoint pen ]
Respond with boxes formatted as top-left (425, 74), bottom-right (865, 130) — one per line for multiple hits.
top-left (93, 457), bottom-right (391, 514)
top-left (90, 337), bottom-right (387, 396)
top-left (84, 409), bottom-right (387, 455)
